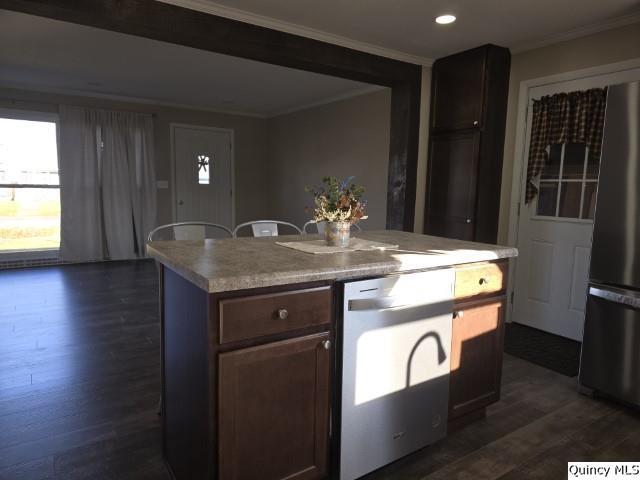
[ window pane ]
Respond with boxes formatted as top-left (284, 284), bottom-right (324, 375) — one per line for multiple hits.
top-left (540, 144), bottom-right (562, 179)
top-left (562, 143), bottom-right (587, 180)
top-left (0, 188), bottom-right (60, 251)
top-left (0, 118), bottom-right (59, 185)
top-left (197, 154), bottom-right (210, 185)
top-left (582, 183), bottom-right (597, 220)
top-left (536, 182), bottom-right (558, 216)
top-left (558, 182), bottom-right (581, 218)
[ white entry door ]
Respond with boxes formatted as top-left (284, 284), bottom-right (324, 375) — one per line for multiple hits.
top-left (513, 141), bottom-right (597, 341)
top-left (510, 65), bottom-right (640, 341)
top-left (512, 76), bottom-right (607, 341)
top-left (172, 125), bottom-right (233, 227)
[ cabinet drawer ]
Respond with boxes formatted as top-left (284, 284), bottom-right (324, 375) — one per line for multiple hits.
top-left (219, 286), bottom-right (331, 344)
top-left (454, 261), bottom-right (507, 301)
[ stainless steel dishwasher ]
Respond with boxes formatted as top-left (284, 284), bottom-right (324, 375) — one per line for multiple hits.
top-left (339, 269), bottom-right (454, 480)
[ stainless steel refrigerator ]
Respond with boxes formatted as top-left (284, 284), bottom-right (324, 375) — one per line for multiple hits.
top-left (579, 81), bottom-right (640, 407)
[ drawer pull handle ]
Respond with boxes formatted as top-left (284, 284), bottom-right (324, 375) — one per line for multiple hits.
top-left (321, 340), bottom-right (331, 350)
top-left (277, 308), bottom-right (289, 320)
top-left (479, 277), bottom-right (489, 285)
top-left (453, 311), bottom-right (464, 319)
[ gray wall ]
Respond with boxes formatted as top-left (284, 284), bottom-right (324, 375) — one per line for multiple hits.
top-left (1, 86), bottom-right (392, 231)
top-left (266, 89), bottom-right (391, 230)
top-left (0, 87), bottom-right (270, 226)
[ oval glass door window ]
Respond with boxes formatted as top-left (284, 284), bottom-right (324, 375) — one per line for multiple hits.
top-left (197, 154), bottom-right (210, 185)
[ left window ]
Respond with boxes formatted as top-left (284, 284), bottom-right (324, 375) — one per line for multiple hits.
top-left (0, 112), bottom-right (60, 255)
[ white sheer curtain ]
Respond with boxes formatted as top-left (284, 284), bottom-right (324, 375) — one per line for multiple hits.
top-left (58, 106), bottom-right (157, 261)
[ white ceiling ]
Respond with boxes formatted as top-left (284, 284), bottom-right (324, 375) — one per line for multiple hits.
top-left (162, 0), bottom-right (640, 63)
top-left (0, 10), bottom-right (378, 117)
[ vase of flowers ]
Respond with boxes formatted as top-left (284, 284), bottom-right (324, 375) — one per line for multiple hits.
top-left (306, 176), bottom-right (367, 247)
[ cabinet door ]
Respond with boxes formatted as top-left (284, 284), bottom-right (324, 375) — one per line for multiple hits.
top-left (425, 131), bottom-right (480, 241)
top-left (431, 47), bottom-right (486, 131)
top-left (219, 332), bottom-right (331, 480)
top-left (449, 297), bottom-right (506, 420)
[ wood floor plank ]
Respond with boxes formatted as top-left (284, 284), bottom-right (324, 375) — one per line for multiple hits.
top-left (422, 397), bottom-right (615, 480)
top-left (497, 407), bottom-right (640, 479)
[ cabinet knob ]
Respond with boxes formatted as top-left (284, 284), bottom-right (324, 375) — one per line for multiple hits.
top-left (277, 308), bottom-right (289, 320)
top-left (465, 218), bottom-right (472, 224)
top-left (479, 277), bottom-right (489, 285)
top-left (473, 120), bottom-right (479, 126)
top-left (453, 311), bottom-right (464, 319)
top-left (321, 340), bottom-right (331, 350)
top-left (178, 200), bottom-right (184, 206)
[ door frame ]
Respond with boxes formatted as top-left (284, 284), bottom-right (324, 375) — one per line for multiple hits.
top-left (169, 123), bottom-right (235, 228)
top-left (506, 57), bottom-right (640, 323)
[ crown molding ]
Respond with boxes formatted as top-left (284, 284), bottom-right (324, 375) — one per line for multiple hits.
top-left (268, 85), bottom-right (386, 118)
top-left (511, 10), bottom-right (640, 54)
top-left (156, 0), bottom-right (433, 66)
top-left (0, 82), bottom-right (390, 120)
top-left (0, 82), bottom-right (269, 118)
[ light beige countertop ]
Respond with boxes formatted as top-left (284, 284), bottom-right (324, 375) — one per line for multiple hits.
top-left (146, 230), bottom-right (518, 293)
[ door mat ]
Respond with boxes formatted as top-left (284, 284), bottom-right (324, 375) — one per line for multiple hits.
top-left (504, 322), bottom-right (581, 377)
top-left (276, 238), bottom-right (398, 255)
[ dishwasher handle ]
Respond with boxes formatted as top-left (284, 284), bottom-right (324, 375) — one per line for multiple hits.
top-left (348, 297), bottom-right (411, 311)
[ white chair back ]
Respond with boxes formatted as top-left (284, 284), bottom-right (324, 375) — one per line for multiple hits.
top-left (233, 220), bottom-right (303, 238)
top-left (147, 222), bottom-right (233, 242)
top-left (251, 222), bottom-right (278, 237)
top-left (174, 225), bottom-right (206, 241)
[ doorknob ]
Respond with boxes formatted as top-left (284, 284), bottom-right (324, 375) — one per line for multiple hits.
top-left (178, 200), bottom-right (184, 206)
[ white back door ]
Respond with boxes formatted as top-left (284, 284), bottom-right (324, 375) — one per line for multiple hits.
top-left (513, 143), bottom-right (597, 341)
top-left (513, 81), bottom-right (602, 341)
top-left (172, 125), bottom-right (233, 227)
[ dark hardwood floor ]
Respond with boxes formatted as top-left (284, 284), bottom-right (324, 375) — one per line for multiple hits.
top-left (0, 261), bottom-right (638, 479)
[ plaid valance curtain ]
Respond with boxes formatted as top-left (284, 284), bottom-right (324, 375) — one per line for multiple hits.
top-left (525, 87), bottom-right (607, 203)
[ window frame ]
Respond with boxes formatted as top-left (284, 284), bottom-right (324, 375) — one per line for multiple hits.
top-left (0, 108), bottom-right (61, 259)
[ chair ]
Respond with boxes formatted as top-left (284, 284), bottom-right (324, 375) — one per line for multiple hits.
top-left (233, 220), bottom-right (303, 237)
top-left (302, 220), bottom-right (361, 235)
top-left (147, 222), bottom-right (233, 242)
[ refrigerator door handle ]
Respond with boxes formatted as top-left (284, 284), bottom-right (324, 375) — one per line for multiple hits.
top-left (589, 285), bottom-right (640, 310)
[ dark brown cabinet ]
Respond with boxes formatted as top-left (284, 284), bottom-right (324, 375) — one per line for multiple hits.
top-left (449, 261), bottom-right (507, 425)
top-left (449, 297), bottom-right (506, 420)
top-left (431, 49), bottom-right (486, 131)
top-left (425, 44), bottom-right (510, 243)
top-left (218, 332), bottom-right (331, 480)
top-left (161, 270), bottom-right (333, 480)
top-left (426, 131), bottom-right (480, 240)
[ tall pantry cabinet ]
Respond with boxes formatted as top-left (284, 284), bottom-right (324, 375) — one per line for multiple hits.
top-left (424, 44), bottom-right (510, 243)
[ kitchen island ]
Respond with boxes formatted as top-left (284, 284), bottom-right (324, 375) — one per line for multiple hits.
top-left (147, 230), bottom-right (517, 480)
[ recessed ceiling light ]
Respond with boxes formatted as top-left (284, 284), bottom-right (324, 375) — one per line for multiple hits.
top-left (435, 14), bottom-right (456, 25)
